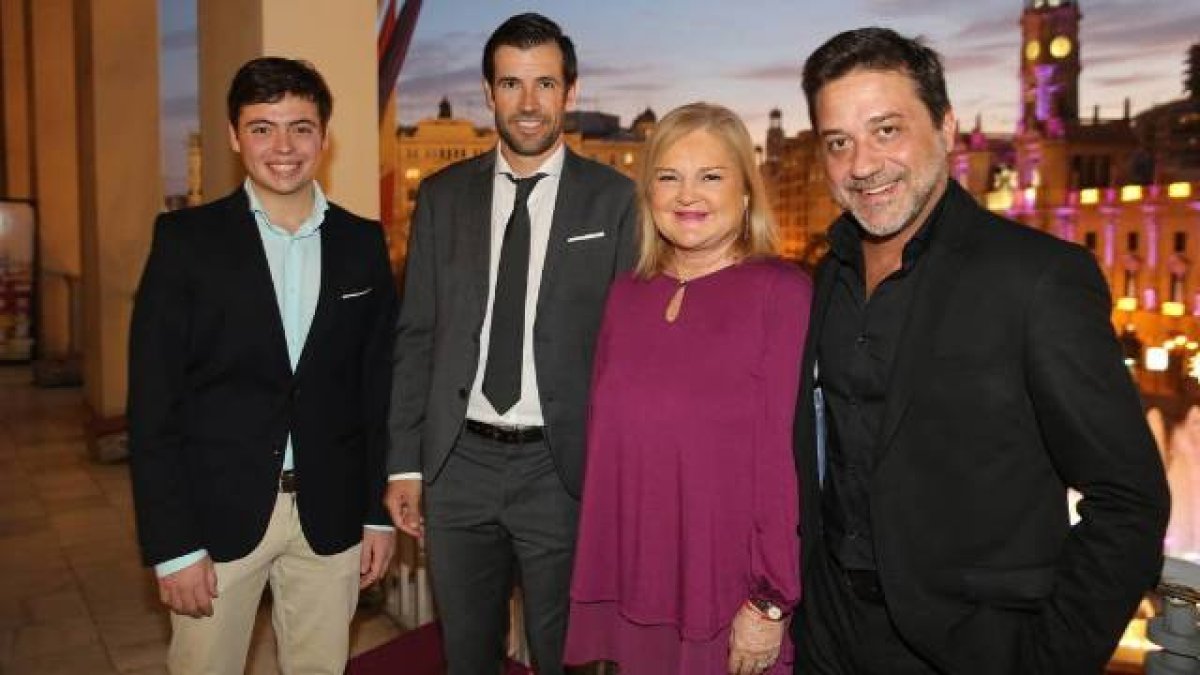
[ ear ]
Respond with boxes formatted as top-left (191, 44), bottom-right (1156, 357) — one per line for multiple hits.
top-left (228, 123), bottom-right (241, 154)
top-left (564, 79), bottom-right (579, 111)
top-left (938, 108), bottom-right (957, 153)
top-left (482, 78), bottom-right (496, 112)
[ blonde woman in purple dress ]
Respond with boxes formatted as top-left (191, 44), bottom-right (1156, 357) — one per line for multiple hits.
top-left (565, 102), bottom-right (811, 675)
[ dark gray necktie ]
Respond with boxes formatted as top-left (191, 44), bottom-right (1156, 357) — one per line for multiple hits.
top-left (483, 172), bottom-right (546, 414)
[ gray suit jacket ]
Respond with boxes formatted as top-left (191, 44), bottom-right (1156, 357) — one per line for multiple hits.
top-left (388, 147), bottom-right (637, 496)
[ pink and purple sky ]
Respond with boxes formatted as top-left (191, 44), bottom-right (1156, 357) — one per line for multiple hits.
top-left (159, 0), bottom-right (1199, 194)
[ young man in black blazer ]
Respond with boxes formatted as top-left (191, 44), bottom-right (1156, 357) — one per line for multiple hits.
top-left (793, 27), bottom-right (1169, 674)
top-left (385, 13), bottom-right (637, 675)
top-left (128, 57), bottom-right (396, 674)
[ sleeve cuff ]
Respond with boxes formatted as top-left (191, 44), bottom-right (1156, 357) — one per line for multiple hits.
top-left (389, 472), bottom-right (422, 481)
top-left (364, 524), bottom-right (395, 532)
top-left (154, 549), bottom-right (208, 578)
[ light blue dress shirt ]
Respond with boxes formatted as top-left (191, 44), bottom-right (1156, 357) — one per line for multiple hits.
top-left (155, 180), bottom-right (327, 577)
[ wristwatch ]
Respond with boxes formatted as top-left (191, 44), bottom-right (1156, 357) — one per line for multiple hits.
top-left (747, 597), bottom-right (786, 621)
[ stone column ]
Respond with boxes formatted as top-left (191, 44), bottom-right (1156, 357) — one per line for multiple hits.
top-left (198, 0), bottom-right (378, 217)
top-left (0, 0), bottom-right (32, 199)
top-left (73, 0), bottom-right (160, 440)
top-left (30, 0), bottom-right (82, 374)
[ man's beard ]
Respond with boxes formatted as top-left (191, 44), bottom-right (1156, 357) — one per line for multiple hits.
top-left (496, 114), bottom-right (562, 159)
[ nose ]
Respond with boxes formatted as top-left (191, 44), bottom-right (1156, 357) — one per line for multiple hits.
top-left (518, 86), bottom-right (538, 113)
top-left (849, 143), bottom-right (883, 180)
top-left (675, 177), bottom-right (699, 204)
top-left (273, 130), bottom-right (294, 153)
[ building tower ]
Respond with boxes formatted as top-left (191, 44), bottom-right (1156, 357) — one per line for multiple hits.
top-left (1018, 0), bottom-right (1082, 137)
top-left (765, 108), bottom-right (784, 166)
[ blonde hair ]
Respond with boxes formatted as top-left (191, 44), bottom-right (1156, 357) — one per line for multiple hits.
top-left (634, 102), bottom-right (778, 278)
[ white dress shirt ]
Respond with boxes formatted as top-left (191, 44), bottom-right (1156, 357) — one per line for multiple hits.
top-left (466, 144), bottom-right (564, 427)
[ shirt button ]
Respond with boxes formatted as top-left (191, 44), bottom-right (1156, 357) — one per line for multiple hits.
top-left (855, 334), bottom-right (869, 347)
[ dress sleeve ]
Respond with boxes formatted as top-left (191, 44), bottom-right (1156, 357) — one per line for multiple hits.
top-left (748, 265), bottom-right (812, 610)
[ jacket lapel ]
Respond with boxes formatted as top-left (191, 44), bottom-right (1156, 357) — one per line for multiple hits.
top-left (876, 182), bottom-right (977, 456)
top-left (223, 191), bottom-right (291, 376)
top-left (467, 155), bottom-right (496, 319)
top-left (294, 212), bottom-right (339, 378)
top-left (535, 149), bottom-right (585, 317)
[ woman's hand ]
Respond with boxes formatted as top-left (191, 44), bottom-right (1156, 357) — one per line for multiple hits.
top-left (728, 601), bottom-right (785, 674)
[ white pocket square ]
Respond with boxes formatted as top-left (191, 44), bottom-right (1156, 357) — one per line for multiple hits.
top-left (567, 231), bottom-right (605, 243)
top-left (340, 287), bottom-right (373, 299)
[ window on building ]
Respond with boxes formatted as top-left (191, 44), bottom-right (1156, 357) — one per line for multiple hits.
top-left (1084, 232), bottom-right (1097, 251)
top-left (1127, 232), bottom-right (1139, 252)
top-left (1176, 232), bottom-right (1188, 253)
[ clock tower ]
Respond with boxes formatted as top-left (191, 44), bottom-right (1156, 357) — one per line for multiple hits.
top-left (1019, 0), bottom-right (1081, 135)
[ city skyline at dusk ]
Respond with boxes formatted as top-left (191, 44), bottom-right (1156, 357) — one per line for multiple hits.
top-left (159, 1), bottom-right (1199, 194)
top-left (398, 1), bottom-right (1196, 138)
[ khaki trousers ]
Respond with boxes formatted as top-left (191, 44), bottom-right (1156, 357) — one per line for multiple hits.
top-left (168, 493), bottom-right (362, 675)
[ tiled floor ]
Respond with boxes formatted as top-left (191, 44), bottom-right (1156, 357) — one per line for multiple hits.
top-left (0, 366), bottom-right (402, 674)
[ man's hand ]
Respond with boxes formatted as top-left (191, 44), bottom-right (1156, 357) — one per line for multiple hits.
top-left (384, 479), bottom-right (424, 540)
top-left (157, 556), bottom-right (218, 618)
top-left (360, 528), bottom-right (396, 589)
top-left (728, 602), bottom-right (785, 674)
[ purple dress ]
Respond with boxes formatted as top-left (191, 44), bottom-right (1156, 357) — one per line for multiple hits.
top-left (565, 258), bottom-right (811, 675)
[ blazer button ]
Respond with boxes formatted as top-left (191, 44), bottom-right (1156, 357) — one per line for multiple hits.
top-left (457, 388), bottom-right (468, 399)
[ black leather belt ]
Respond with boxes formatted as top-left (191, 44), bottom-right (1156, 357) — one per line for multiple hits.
top-left (279, 469), bottom-right (297, 493)
top-left (843, 568), bottom-right (885, 604)
top-left (464, 419), bottom-right (544, 444)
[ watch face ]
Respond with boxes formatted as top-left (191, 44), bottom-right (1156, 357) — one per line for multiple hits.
top-left (1025, 40), bottom-right (1041, 61)
top-left (1050, 36), bottom-right (1072, 58)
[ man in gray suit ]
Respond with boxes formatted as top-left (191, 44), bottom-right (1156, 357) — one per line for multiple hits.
top-left (385, 13), bottom-right (637, 675)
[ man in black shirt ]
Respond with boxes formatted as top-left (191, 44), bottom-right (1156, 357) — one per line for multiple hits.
top-left (792, 27), bottom-right (1169, 675)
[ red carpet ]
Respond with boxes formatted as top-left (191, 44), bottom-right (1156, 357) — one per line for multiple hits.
top-left (347, 622), bottom-right (533, 675)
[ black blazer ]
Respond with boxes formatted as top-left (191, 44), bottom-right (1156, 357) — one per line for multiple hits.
top-left (388, 148), bottom-right (636, 496)
top-left (794, 181), bottom-right (1169, 673)
top-left (128, 189), bottom-right (397, 566)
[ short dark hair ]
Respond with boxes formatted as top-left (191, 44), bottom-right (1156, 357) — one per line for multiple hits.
top-left (802, 27), bottom-right (950, 130)
top-left (226, 57), bottom-right (333, 128)
top-left (482, 13), bottom-right (577, 88)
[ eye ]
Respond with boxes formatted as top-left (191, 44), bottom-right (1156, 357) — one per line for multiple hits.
top-left (825, 137), bottom-right (850, 153)
top-left (293, 125), bottom-right (315, 135)
top-left (701, 172), bottom-right (724, 182)
top-left (876, 124), bottom-right (899, 140)
top-left (654, 173), bottom-right (679, 183)
top-left (249, 125), bottom-right (270, 135)
top-left (497, 79), bottom-right (519, 90)
top-left (537, 79), bottom-right (557, 90)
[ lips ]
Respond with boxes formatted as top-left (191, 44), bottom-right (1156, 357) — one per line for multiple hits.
top-left (674, 210), bottom-right (708, 223)
top-left (511, 117), bottom-right (546, 134)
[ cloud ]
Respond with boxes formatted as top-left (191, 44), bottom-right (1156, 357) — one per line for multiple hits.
top-left (598, 81), bottom-right (671, 94)
top-left (861, 0), bottom-right (953, 16)
top-left (726, 62), bottom-right (801, 82)
top-left (944, 51), bottom-right (1007, 73)
top-left (398, 66), bottom-right (480, 98)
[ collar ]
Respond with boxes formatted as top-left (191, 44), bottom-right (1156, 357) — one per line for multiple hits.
top-left (494, 142), bottom-right (566, 180)
top-left (244, 178), bottom-right (329, 238)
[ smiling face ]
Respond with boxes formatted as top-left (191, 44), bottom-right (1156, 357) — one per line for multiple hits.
top-left (228, 93), bottom-right (327, 204)
top-left (815, 67), bottom-right (955, 240)
top-left (484, 43), bottom-right (577, 175)
top-left (649, 128), bottom-right (746, 263)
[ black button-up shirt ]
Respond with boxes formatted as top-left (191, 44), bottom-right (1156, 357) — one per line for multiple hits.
top-left (817, 196), bottom-right (945, 571)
